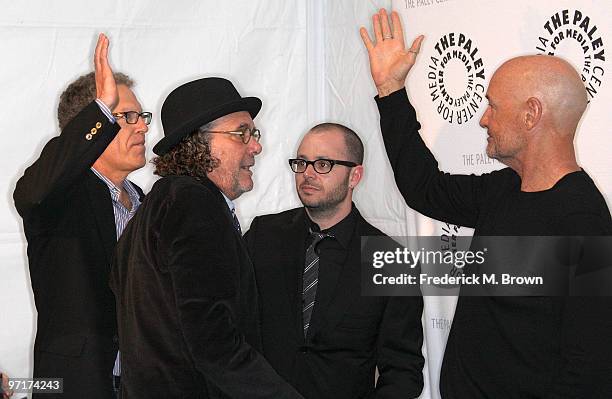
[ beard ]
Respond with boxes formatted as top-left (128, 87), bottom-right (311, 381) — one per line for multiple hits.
top-left (207, 160), bottom-right (253, 200)
top-left (298, 173), bottom-right (350, 217)
top-left (485, 128), bottom-right (525, 163)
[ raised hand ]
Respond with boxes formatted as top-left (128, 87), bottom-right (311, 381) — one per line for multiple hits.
top-left (360, 9), bottom-right (424, 97)
top-left (94, 33), bottom-right (119, 111)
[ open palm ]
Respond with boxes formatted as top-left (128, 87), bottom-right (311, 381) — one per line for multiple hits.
top-left (360, 9), bottom-right (423, 96)
top-left (94, 33), bottom-right (119, 111)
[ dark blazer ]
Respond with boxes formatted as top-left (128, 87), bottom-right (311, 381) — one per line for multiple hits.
top-left (244, 207), bottom-right (424, 399)
top-left (13, 102), bottom-right (144, 399)
top-left (109, 176), bottom-right (302, 399)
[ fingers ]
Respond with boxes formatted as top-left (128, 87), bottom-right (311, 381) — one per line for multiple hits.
top-left (391, 11), bottom-right (404, 44)
top-left (100, 34), bottom-right (109, 70)
top-left (94, 33), bottom-right (110, 72)
top-left (94, 33), bottom-right (109, 78)
top-left (410, 34), bottom-right (425, 54)
top-left (94, 33), bottom-right (104, 74)
top-left (93, 32), bottom-right (118, 109)
top-left (367, 9), bottom-right (395, 47)
top-left (379, 9), bottom-right (392, 39)
top-left (359, 27), bottom-right (374, 52)
top-left (372, 13), bottom-right (383, 43)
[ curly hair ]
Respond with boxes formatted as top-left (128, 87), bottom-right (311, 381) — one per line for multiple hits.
top-left (152, 122), bottom-right (219, 180)
top-left (58, 71), bottom-right (133, 130)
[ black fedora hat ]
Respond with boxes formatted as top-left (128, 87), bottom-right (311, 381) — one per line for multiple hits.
top-left (153, 77), bottom-right (262, 155)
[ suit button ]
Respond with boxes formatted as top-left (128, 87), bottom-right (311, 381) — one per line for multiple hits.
top-left (85, 133), bottom-right (93, 140)
top-left (96, 122), bottom-right (102, 129)
top-left (113, 335), bottom-right (119, 343)
top-left (299, 346), bottom-right (308, 353)
top-left (91, 127), bottom-right (97, 134)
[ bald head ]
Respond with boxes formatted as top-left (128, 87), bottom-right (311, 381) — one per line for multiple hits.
top-left (308, 123), bottom-right (364, 164)
top-left (491, 55), bottom-right (587, 135)
top-left (481, 55), bottom-right (585, 183)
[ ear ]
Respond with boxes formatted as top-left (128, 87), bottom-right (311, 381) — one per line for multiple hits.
top-left (524, 97), bottom-right (542, 130)
top-left (348, 165), bottom-right (364, 189)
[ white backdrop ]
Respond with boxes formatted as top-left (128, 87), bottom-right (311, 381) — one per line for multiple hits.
top-left (0, 0), bottom-right (414, 392)
top-left (1, 1), bottom-right (610, 399)
top-left (394, 0), bottom-right (611, 398)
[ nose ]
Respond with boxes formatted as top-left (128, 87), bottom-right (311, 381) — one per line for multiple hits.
top-left (248, 138), bottom-right (262, 155)
top-left (135, 116), bottom-right (149, 134)
top-left (479, 107), bottom-right (489, 128)
top-left (303, 162), bottom-right (317, 179)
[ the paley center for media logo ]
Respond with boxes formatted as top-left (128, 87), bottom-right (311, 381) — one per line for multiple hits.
top-left (536, 9), bottom-right (605, 101)
top-left (427, 32), bottom-right (486, 124)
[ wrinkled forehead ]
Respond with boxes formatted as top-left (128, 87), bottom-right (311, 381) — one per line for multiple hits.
top-left (297, 128), bottom-right (348, 159)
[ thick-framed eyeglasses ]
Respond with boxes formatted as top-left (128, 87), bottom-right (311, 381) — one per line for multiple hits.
top-left (204, 127), bottom-right (261, 144)
top-left (112, 111), bottom-right (153, 125)
top-left (288, 158), bottom-right (359, 174)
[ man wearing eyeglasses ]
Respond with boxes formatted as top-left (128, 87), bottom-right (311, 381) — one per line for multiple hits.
top-left (244, 124), bottom-right (424, 399)
top-left (13, 34), bottom-right (150, 399)
top-left (110, 77), bottom-right (303, 398)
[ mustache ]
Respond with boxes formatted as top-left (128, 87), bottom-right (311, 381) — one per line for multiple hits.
top-left (299, 181), bottom-right (322, 190)
top-left (241, 157), bottom-right (256, 167)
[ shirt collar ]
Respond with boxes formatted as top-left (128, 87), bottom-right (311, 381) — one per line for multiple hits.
top-left (221, 192), bottom-right (235, 213)
top-left (305, 203), bottom-right (356, 249)
top-left (90, 167), bottom-right (140, 205)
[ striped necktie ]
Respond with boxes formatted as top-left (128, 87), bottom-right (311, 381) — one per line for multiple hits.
top-left (302, 229), bottom-right (332, 336)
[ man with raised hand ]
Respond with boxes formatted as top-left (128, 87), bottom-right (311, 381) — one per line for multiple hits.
top-left (245, 123), bottom-right (424, 399)
top-left (361, 8), bottom-right (612, 399)
top-left (14, 34), bottom-right (150, 398)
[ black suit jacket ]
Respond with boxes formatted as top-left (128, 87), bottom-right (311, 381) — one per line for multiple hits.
top-left (109, 176), bottom-right (302, 399)
top-left (245, 207), bottom-right (424, 399)
top-left (13, 102), bottom-right (144, 399)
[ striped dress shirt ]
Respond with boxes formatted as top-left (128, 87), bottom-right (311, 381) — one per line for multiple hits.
top-left (90, 167), bottom-right (141, 377)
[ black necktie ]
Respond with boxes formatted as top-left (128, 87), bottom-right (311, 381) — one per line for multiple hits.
top-left (231, 209), bottom-right (242, 235)
top-left (302, 229), bottom-right (331, 336)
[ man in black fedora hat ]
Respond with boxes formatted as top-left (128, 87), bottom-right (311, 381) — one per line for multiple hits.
top-left (110, 77), bottom-right (302, 399)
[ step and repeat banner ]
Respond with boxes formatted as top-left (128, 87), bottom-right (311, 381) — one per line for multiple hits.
top-left (393, 1), bottom-right (610, 398)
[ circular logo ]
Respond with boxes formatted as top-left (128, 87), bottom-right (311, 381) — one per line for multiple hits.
top-left (428, 33), bottom-right (486, 124)
top-left (536, 9), bottom-right (606, 101)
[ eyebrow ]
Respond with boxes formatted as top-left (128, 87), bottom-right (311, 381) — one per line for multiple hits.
top-left (235, 122), bottom-right (253, 130)
top-left (115, 107), bottom-right (143, 113)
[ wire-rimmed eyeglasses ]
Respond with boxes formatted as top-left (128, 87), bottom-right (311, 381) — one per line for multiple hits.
top-left (204, 127), bottom-right (261, 144)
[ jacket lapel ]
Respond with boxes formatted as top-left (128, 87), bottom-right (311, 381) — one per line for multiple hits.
top-left (85, 171), bottom-right (116, 266)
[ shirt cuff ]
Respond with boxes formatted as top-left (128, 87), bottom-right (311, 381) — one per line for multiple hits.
top-left (95, 99), bottom-right (116, 123)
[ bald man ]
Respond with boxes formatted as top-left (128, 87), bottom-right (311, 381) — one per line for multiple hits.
top-left (361, 9), bottom-right (612, 399)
